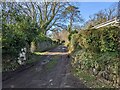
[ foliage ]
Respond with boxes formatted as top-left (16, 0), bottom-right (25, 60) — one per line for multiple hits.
top-left (67, 30), bottom-right (80, 52)
top-left (78, 26), bottom-right (119, 53)
top-left (2, 15), bottom-right (39, 55)
top-left (71, 49), bottom-right (119, 87)
top-left (73, 66), bottom-right (114, 88)
top-left (68, 33), bottom-right (80, 52)
top-left (70, 26), bottom-right (120, 87)
top-left (68, 30), bottom-right (78, 41)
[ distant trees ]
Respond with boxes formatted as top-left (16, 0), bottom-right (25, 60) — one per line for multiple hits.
top-left (52, 29), bottom-right (69, 44)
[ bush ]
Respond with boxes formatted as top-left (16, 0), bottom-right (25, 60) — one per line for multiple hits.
top-left (68, 33), bottom-right (81, 52)
top-left (68, 30), bottom-right (78, 41)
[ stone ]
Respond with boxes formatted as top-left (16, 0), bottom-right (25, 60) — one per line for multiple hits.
top-left (10, 85), bottom-right (14, 88)
top-left (50, 83), bottom-right (53, 85)
top-left (49, 79), bottom-right (53, 82)
top-left (92, 68), bottom-right (98, 75)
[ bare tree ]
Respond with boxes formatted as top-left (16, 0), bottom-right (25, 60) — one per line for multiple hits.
top-left (62, 5), bottom-right (83, 32)
top-left (22, 2), bottom-right (70, 35)
top-left (83, 4), bottom-right (117, 29)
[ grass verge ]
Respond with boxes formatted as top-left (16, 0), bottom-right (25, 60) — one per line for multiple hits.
top-left (2, 53), bottom-right (42, 72)
top-left (26, 54), bottom-right (41, 64)
top-left (72, 68), bottom-right (114, 88)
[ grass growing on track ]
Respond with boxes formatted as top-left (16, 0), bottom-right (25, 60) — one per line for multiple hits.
top-left (45, 56), bottom-right (59, 71)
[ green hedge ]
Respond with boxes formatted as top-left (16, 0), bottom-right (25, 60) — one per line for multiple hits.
top-left (78, 26), bottom-right (119, 53)
top-left (70, 26), bottom-right (120, 87)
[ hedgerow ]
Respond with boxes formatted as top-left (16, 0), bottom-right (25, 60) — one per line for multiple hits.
top-left (78, 26), bottom-right (119, 53)
top-left (69, 26), bottom-right (120, 87)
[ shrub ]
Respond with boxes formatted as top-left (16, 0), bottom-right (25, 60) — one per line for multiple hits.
top-left (68, 33), bottom-right (81, 52)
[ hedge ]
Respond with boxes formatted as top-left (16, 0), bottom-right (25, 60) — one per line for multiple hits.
top-left (78, 26), bottom-right (119, 53)
top-left (70, 26), bottom-right (120, 87)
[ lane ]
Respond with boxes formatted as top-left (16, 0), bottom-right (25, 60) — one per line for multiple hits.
top-left (2, 45), bottom-right (87, 88)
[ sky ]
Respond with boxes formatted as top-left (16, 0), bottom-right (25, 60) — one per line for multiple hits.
top-left (75, 2), bottom-right (117, 22)
top-left (47, 2), bottom-right (118, 36)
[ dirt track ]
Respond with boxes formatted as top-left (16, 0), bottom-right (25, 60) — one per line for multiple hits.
top-left (2, 45), bottom-right (87, 88)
